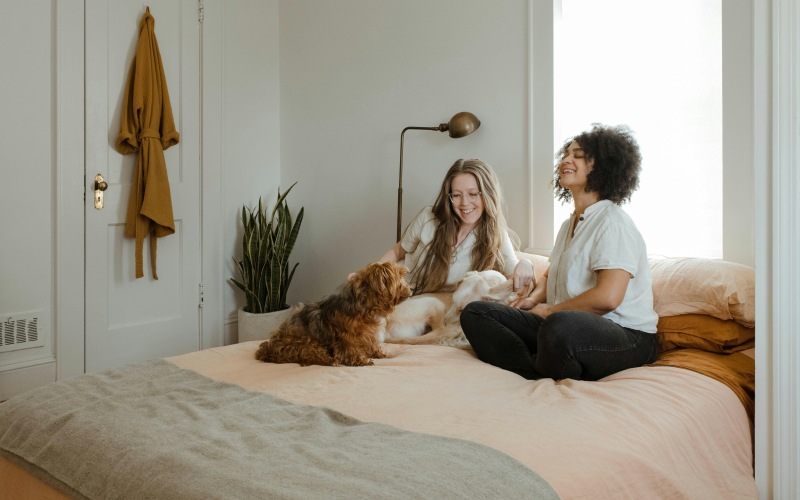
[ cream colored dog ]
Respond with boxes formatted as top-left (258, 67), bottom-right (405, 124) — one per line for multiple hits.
top-left (382, 270), bottom-right (531, 349)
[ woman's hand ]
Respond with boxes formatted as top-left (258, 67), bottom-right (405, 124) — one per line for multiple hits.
top-left (511, 265), bottom-right (547, 310)
top-left (510, 296), bottom-right (537, 310)
top-left (529, 303), bottom-right (552, 318)
top-left (511, 259), bottom-right (536, 295)
top-left (511, 296), bottom-right (552, 316)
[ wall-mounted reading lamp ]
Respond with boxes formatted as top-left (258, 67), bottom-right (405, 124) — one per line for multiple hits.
top-left (396, 111), bottom-right (481, 241)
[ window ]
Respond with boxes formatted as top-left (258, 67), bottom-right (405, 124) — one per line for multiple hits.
top-left (553, 0), bottom-right (722, 258)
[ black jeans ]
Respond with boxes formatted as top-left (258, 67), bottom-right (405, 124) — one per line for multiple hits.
top-left (460, 301), bottom-right (658, 381)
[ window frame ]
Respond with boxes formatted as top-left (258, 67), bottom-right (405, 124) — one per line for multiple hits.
top-left (526, 0), bottom-right (754, 267)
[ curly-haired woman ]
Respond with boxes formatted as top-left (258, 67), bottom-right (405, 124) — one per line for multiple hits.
top-left (376, 158), bottom-right (534, 295)
top-left (461, 124), bottom-right (658, 381)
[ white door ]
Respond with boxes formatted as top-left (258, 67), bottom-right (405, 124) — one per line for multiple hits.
top-left (85, 0), bottom-right (202, 372)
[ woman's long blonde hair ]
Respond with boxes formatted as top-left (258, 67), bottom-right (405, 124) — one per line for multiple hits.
top-left (410, 159), bottom-right (513, 294)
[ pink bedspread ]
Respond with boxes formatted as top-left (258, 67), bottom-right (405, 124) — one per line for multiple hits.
top-left (170, 342), bottom-right (757, 499)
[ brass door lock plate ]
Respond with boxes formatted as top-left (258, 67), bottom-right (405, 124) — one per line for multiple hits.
top-left (94, 173), bottom-right (108, 210)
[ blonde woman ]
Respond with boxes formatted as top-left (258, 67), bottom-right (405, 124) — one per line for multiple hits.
top-left (378, 159), bottom-right (534, 295)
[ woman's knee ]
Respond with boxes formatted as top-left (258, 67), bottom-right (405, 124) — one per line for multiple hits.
top-left (537, 312), bottom-right (574, 350)
top-left (460, 301), bottom-right (492, 328)
top-left (462, 300), bottom-right (491, 317)
top-left (460, 301), bottom-right (484, 335)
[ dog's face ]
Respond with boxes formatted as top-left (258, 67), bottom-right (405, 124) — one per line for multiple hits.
top-left (350, 262), bottom-right (412, 313)
top-left (444, 270), bottom-right (508, 323)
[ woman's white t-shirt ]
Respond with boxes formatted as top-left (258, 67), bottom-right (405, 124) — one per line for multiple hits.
top-left (547, 200), bottom-right (658, 333)
top-left (401, 207), bottom-right (518, 287)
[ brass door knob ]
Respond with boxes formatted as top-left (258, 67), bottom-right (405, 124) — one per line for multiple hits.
top-left (94, 174), bottom-right (108, 209)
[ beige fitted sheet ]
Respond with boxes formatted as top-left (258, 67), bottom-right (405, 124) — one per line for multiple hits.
top-left (169, 342), bottom-right (757, 499)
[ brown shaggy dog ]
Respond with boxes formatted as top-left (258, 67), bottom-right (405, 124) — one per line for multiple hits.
top-left (255, 262), bottom-right (411, 367)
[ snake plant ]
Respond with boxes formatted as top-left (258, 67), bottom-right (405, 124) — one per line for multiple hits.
top-left (231, 182), bottom-right (304, 313)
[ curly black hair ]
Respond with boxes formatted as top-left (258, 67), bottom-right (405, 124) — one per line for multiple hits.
top-left (553, 124), bottom-right (642, 205)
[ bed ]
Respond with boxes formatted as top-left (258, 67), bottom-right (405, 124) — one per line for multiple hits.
top-left (0, 254), bottom-right (758, 499)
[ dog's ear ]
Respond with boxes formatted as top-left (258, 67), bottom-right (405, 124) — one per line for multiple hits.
top-left (483, 279), bottom-right (515, 302)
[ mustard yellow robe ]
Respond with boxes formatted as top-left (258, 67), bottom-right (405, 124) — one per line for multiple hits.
top-left (115, 7), bottom-right (179, 280)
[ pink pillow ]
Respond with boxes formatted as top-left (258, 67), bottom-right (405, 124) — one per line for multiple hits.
top-left (517, 252), bottom-right (549, 284)
top-left (649, 257), bottom-right (755, 328)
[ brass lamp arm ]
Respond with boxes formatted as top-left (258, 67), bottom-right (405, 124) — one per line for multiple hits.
top-left (397, 126), bottom-right (443, 242)
top-left (395, 112), bottom-right (480, 242)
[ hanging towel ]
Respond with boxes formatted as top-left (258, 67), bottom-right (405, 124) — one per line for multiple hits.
top-left (115, 6), bottom-right (180, 280)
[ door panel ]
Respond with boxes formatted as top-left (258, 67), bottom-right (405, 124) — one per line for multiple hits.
top-left (85, 0), bottom-right (201, 372)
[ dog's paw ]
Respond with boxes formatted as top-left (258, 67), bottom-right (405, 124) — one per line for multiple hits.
top-left (349, 357), bottom-right (374, 366)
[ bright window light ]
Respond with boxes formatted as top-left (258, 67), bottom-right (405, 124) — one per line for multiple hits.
top-left (555, 0), bottom-right (722, 258)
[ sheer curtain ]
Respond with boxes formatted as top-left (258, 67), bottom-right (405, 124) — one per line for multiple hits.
top-left (555, 0), bottom-right (722, 258)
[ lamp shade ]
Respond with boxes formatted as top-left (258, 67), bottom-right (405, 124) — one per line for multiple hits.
top-left (444, 111), bottom-right (481, 138)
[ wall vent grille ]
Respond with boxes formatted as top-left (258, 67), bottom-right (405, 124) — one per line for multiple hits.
top-left (0, 312), bottom-right (45, 353)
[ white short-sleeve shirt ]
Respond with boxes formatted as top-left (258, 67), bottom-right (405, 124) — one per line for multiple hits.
top-left (401, 207), bottom-right (518, 288)
top-left (547, 200), bottom-right (658, 333)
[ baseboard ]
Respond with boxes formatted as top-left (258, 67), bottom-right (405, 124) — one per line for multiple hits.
top-left (0, 361), bottom-right (56, 401)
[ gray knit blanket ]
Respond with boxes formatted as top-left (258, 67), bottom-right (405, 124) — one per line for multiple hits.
top-left (0, 359), bottom-right (558, 499)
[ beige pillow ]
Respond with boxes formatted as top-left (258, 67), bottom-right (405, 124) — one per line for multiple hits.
top-left (649, 257), bottom-right (755, 327)
top-left (657, 314), bottom-right (755, 353)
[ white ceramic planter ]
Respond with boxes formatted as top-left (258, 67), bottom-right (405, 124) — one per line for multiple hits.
top-left (237, 307), bottom-right (293, 343)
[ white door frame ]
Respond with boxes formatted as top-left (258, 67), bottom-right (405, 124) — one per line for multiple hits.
top-left (198, 0), bottom-right (224, 351)
top-left (55, 0), bottom-right (223, 379)
top-left (55, 0), bottom-right (86, 380)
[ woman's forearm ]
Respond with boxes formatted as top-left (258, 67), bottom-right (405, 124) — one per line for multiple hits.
top-left (538, 269), bottom-right (630, 317)
top-left (378, 242), bottom-right (406, 264)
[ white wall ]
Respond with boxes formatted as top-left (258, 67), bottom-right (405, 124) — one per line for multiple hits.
top-left (278, 0), bottom-right (530, 304)
top-left (220, 0), bottom-right (282, 342)
top-left (0, 2), bottom-right (58, 395)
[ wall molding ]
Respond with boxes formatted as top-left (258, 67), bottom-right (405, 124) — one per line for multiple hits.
top-left (769, 0), bottom-right (798, 496)
top-left (200, 0), bottom-right (224, 349)
top-left (527, 0), bottom-right (556, 255)
top-left (55, 0), bottom-right (86, 380)
top-left (755, 0), bottom-right (799, 498)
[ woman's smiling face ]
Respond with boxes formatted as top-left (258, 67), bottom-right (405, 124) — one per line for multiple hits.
top-left (558, 140), bottom-right (594, 192)
top-left (449, 173), bottom-right (483, 227)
